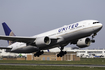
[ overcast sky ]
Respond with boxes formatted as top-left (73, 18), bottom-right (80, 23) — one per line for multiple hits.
top-left (0, 0), bottom-right (105, 49)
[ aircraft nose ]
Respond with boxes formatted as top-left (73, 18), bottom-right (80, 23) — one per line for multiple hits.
top-left (100, 23), bottom-right (103, 28)
top-left (93, 23), bottom-right (103, 33)
top-left (99, 23), bottom-right (103, 29)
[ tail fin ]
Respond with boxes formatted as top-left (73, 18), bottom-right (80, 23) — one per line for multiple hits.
top-left (2, 22), bottom-right (15, 45)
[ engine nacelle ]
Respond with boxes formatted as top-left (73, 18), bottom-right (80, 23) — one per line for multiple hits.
top-left (35, 36), bottom-right (51, 47)
top-left (77, 38), bottom-right (91, 48)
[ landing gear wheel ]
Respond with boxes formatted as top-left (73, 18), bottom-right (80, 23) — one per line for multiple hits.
top-left (91, 40), bottom-right (95, 43)
top-left (34, 51), bottom-right (44, 57)
top-left (57, 51), bottom-right (67, 57)
top-left (91, 33), bottom-right (96, 43)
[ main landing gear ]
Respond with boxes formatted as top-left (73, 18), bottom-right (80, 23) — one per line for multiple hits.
top-left (34, 51), bottom-right (44, 57)
top-left (57, 46), bottom-right (67, 57)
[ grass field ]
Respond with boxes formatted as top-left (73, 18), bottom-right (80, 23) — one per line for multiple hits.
top-left (0, 65), bottom-right (105, 70)
top-left (0, 58), bottom-right (105, 70)
top-left (0, 58), bottom-right (105, 65)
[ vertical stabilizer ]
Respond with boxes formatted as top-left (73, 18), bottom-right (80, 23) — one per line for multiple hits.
top-left (2, 22), bottom-right (15, 45)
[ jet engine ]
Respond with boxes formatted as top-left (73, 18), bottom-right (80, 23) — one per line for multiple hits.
top-left (76, 38), bottom-right (91, 48)
top-left (35, 36), bottom-right (51, 47)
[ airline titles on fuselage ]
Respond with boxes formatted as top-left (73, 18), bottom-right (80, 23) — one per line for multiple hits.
top-left (58, 23), bottom-right (80, 33)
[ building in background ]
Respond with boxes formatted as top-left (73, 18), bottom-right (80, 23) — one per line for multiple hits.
top-left (0, 48), bottom-right (80, 61)
top-left (1, 47), bottom-right (105, 60)
top-left (70, 49), bottom-right (105, 58)
top-left (27, 52), bottom-right (80, 61)
top-left (44, 47), bottom-right (105, 58)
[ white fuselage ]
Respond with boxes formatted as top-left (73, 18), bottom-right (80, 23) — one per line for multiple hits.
top-left (6, 20), bottom-right (102, 53)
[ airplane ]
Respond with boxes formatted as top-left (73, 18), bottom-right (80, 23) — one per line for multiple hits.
top-left (0, 20), bottom-right (103, 57)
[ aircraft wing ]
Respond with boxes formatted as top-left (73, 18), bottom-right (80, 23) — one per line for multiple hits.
top-left (0, 35), bottom-right (35, 43)
top-left (0, 46), bottom-right (11, 49)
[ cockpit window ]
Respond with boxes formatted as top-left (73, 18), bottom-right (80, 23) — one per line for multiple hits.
top-left (93, 22), bottom-right (100, 24)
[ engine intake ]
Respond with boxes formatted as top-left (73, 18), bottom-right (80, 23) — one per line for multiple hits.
top-left (77, 38), bottom-right (91, 48)
top-left (35, 36), bottom-right (51, 47)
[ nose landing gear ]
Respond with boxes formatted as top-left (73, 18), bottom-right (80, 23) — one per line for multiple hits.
top-left (91, 33), bottom-right (97, 43)
top-left (92, 33), bottom-right (97, 39)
